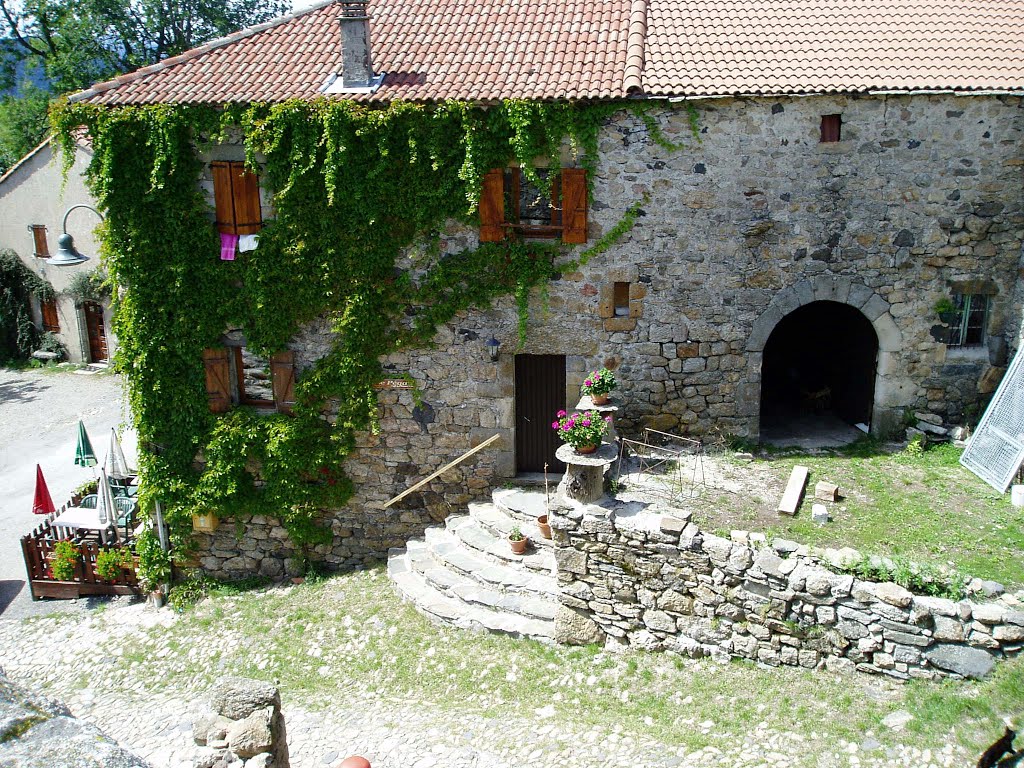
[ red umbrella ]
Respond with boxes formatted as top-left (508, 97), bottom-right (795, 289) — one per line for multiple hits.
top-left (32, 464), bottom-right (56, 515)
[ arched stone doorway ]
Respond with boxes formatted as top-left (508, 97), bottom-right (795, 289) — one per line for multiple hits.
top-left (759, 301), bottom-right (878, 436)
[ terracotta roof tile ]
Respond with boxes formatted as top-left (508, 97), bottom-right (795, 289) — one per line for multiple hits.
top-left (644, 0), bottom-right (1024, 96)
top-left (71, 0), bottom-right (1024, 105)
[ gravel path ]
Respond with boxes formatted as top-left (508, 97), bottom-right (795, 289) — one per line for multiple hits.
top-left (0, 366), bottom-right (137, 619)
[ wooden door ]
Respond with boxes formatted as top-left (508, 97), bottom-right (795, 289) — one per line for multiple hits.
top-left (83, 302), bottom-right (108, 362)
top-left (514, 354), bottom-right (566, 473)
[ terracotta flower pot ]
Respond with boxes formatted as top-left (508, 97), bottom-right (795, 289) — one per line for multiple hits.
top-left (537, 515), bottom-right (552, 539)
top-left (590, 393), bottom-right (610, 406)
top-left (508, 534), bottom-right (528, 555)
top-left (575, 443), bottom-right (599, 455)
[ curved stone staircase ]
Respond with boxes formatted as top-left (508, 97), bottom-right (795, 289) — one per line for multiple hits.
top-left (387, 487), bottom-right (558, 642)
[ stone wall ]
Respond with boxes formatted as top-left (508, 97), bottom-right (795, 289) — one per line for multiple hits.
top-left (551, 506), bottom-right (1023, 681)
top-left (192, 677), bottom-right (289, 768)
top-left (195, 93), bottom-right (1024, 577)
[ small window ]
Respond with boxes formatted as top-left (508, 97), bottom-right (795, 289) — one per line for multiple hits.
top-left (613, 282), bottom-right (630, 317)
top-left (211, 161), bottom-right (262, 235)
top-left (31, 225), bottom-right (48, 257)
top-left (234, 347), bottom-right (275, 407)
top-left (820, 114), bottom-right (842, 143)
top-left (947, 294), bottom-right (990, 347)
top-left (479, 167), bottom-right (587, 244)
top-left (40, 297), bottom-right (60, 333)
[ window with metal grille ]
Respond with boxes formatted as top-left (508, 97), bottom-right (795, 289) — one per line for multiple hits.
top-left (947, 294), bottom-right (990, 347)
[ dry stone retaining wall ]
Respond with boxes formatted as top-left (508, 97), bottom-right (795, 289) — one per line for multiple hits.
top-left (552, 508), bottom-right (1023, 681)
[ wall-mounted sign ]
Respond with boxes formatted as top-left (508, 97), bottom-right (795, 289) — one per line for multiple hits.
top-left (375, 378), bottom-right (413, 390)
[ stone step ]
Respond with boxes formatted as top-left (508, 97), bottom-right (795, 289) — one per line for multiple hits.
top-left (492, 487), bottom-right (553, 523)
top-left (406, 540), bottom-right (557, 620)
top-left (466, 502), bottom-right (554, 550)
top-left (442, 515), bottom-right (555, 575)
top-left (387, 549), bottom-right (554, 642)
top-left (424, 526), bottom-right (555, 592)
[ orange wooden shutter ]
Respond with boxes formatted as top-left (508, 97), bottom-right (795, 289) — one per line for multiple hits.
top-left (41, 298), bottom-right (59, 332)
top-left (231, 163), bottom-right (262, 235)
top-left (211, 162), bottom-right (237, 234)
top-left (202, 348), bottom-right (232, 413)
top-left (479, 169), bottom-right (506, 242)
top-left (561, 168), bottom-right (587, 244)
top-left (31, 225), bottom-right (49, 257)
top-left (270, 350), bottom-right (296, 414)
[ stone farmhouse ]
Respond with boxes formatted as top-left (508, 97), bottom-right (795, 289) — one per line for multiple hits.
top-left (64, 0), bottom-right (1023, 595)
top-left (0, 140), bottom-right (115, 365)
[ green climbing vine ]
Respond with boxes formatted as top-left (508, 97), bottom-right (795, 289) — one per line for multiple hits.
top-left (52, 97), bottom-right (695, 549)
top-left (0, 248), bottom-right (54, 364)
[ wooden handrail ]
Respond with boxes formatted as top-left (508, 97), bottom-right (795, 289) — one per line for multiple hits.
top-left (383, 434), bottom-right (501, 509)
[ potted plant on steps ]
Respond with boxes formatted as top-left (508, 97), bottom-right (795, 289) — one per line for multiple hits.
top-left (508, 525), bottom-right (528, 555)
top-left (580, 367), bottom-right (617, 405)
top-left (552, 410), bottom-right (611, 455)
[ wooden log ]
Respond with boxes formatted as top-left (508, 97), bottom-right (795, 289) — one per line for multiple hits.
top-left (558, 462), bottom-right (605, 504)
top-left (778, 465), bottom-right (809, 516)
top-left (814, 481), bottom-right (840, 502)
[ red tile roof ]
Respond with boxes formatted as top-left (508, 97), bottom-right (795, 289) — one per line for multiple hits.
top-left (644, 0), bottom-right (1024, 96)
top-left (72, 0), bottom-right (1024, 105)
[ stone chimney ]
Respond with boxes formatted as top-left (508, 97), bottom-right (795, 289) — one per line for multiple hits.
top-left (338, 0), bottom-right (374, 88)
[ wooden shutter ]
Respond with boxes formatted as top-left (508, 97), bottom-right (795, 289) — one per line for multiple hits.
top-left (270, 350), bottom-right (297, 415)
top-left (41, 298), bottom-right (59, 332)
top-left (212, 161), bottom-right (262, 235)
top-left (212, 162), bottom-right (237, 234)
top-left (479, 169), bottom-right (506, 242)
top-left (31, 225), bottom-right (49, 257)
top-left (202, 348), bottom-right (232, 413)
top-left (561, 168), bottom-right (588, 244)
top-left (231, 163), bottom-right (262, 235)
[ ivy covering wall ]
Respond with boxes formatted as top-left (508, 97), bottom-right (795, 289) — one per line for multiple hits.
top-left (53, 98), bottom-right (687, 550)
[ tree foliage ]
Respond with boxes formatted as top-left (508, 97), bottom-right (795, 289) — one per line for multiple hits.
top-left (1, 0), bottom-right (289, 92)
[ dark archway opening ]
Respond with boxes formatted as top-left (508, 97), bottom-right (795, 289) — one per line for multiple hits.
top-left (760, 301), bottom-right (878, 437)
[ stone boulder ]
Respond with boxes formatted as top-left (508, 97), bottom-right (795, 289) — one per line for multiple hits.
top-left (0, 668), bottom-right (149, 768)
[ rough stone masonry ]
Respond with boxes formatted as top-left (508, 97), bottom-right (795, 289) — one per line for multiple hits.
top-left (195, 92), bottom-right (1024, 583)
top-left (551, 506), bottom-right (1023, 681)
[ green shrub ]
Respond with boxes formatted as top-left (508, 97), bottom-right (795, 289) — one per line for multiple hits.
top-left (50, 540), bottom-right (79, 581)
top-left (95, 546), bottom-right (133, 581)
top-left (135, 527), bottom-right (172, 592)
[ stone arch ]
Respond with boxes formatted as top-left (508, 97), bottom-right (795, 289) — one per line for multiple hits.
top-left (743, 277), bottom-right (904, 438)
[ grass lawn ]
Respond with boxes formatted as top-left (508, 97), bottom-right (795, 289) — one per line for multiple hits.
top-left (681, 441), bottom-right (1024, 588)
top-left (39, 568), bottom-right (1020, 767)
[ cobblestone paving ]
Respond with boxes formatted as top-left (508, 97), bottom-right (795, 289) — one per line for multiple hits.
top-left (0, 591), bottom-right (981, 768)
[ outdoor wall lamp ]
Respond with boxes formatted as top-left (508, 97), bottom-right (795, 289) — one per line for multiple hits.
top-left (48, 204), bottom-right (105, 266)
top-left (486, 337), bottom-right (500, 362)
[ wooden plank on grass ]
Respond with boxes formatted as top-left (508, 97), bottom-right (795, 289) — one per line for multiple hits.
top-left (814, 481), bottom-right (840, 502)
top-left (778, 465), bottom-right (809, 516)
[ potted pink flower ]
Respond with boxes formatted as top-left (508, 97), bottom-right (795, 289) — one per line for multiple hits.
top-left (580, 368), bottom-right (617, 405)
top-left (552, 410), bottom-right (611, 454)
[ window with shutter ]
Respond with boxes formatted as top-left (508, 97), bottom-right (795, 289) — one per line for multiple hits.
top-left (202, 348), bottom-right (232, 413)
top-left (270, 350), bottom-right (297, 414)
top-left (479, 167), bottom-right (587, 243)
top-left (41, 298), bottom-right (60, 332)
top-left (31, 225), bottom-right (48, 257)
top-left (203, 346), bottom-right (297, 414)
top-left (820, 114), bottom-right (842, 143)
top-left (212, 161), bottom-right (262, 235)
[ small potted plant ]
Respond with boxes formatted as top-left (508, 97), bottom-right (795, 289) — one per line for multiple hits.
top-left (95, 546), bottom-right (134, 582)
top-left (50, 540), bottom-right (80, 582)
top-left (552, 410), bottom-right (611, 454)
top-left (537, 515), bottom-right (552, 540)
top-left (580, 368), bottom-right (617, 405)
top-left (508, 525), bottom-right (528, 555)
top-left (934, 297), bottom-right (957, 324)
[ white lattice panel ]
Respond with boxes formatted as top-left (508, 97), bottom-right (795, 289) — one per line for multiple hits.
top-left (960, 346), bottom-right (1024, 492)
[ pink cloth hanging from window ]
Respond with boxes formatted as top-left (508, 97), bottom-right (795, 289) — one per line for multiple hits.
top-left (220, 232), bottom-right (239, 261)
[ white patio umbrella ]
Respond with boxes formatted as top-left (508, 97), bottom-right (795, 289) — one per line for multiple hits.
top-left (105, 428), bottom-right (132, 480)
top-left (95, 469), bottom-right (118, 539)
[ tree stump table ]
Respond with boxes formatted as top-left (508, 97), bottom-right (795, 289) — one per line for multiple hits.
top-left (555, 443), bottom-right (618, 505)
